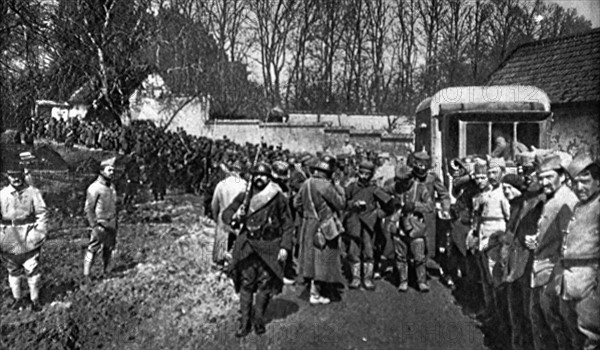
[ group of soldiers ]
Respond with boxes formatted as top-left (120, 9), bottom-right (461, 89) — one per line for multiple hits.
top-left (210, 142), bottom-right (599, 349)
top-left (2, 118), bottom-right (599, 349)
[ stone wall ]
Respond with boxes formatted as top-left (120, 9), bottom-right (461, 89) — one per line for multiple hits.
top-left (550, 103), bottom-right (600, 157)
top-left (195, 119), bottom-right (414, 156)
top-left (288, 113), bottom-right (413, 131)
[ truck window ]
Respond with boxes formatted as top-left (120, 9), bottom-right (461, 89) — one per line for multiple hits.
top-left (466, 123), bottom-right (488, 156)
top-left (517, 123), bottom-right (540, 149)
top-left (461, 121), bottom-right (542, 160)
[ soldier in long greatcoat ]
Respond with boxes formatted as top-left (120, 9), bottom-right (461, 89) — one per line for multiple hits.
top-left (222, 163), bottom-right (293, 337)
top-left (294, 159), bottom-right (346, 305)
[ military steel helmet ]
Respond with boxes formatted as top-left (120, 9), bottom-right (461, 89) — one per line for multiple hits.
top-left (321, 154), bottom-right (337, 169)
top-left (311, 160), bottom-right (334, 174)
top-left (271, 160), bottom-right (290, 180)
top-left (252, 162), bottom-right (272, 177)
top-left (358, 160), bottom-right (375, 172)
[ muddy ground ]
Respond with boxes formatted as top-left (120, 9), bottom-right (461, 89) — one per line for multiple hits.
top-left (1, 184), bottom-right (500, 349)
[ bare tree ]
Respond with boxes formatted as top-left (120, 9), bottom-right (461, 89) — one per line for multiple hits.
top-left (391, 0), bottom-right (419, 115)
top-left (0, 0), bottom-right (53, 129)
top-left (51, 0), bottom-right (156, 124)
top-left (340, 0), bottom-right (367, 112)
top-left (364, 0), bottom-right (394, 113)
top-left (438, 0), bottom-right (472, 86)
top-left (313, 0), bottom-right (347, 112)
top-left (200, 0), bottom-right (250, 62)
top-left (417, 0), bottom-right (447, 95)
top-left (247, 0), bottom-right (298, 106)
top-left (284, 0), bottom-right (318, 109)
top-left (466, 0), bottom-right (492, 83)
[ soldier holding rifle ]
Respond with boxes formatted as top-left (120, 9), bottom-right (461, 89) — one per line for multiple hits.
top-left (223, 154), bottom-right (294, 337)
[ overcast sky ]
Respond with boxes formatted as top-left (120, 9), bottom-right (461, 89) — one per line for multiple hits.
top-left (546, 0), bottom-right (600, 27)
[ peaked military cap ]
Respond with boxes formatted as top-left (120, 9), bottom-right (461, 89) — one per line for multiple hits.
top-left (413, 151), bottom-right (431, 162)
top-left (567, 151), bottom-right (597, 178)
top-left (100, 157), bottom-right (116, 168)
top-left (488, 157), bottom-right (506, 170)
top-left (535, 152), bottom-right (562, 173)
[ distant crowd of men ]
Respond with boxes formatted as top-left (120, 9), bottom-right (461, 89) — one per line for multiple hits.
top-left (1, 117), bottom-right (599, 349)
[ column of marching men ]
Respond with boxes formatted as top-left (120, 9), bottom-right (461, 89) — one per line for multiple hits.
top-left (2, 128), bottom-right (599, 349)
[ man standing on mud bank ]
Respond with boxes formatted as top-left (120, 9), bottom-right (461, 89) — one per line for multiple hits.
top-left (83, 157), bottom-right (118, 280)
top-left (222, 163), bottom-right (294, 337)
top-left (0, 163), bottom-right (48, 312)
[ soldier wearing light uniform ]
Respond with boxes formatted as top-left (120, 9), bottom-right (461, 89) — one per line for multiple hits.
top-left (211, 160), bottom-right (247, 267)
top-left (525, 152), bottom-right (578, 350)
top-left (468, 159), bottom-right (510, 320)
top-left (552, 152), bottom-right (600, 350)
top-left (0, 163), bottom-right (48, 311)
top-left (83, 157), bottom-right (118, 279)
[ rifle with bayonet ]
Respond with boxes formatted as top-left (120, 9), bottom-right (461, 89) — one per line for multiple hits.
top-left (231, 142), bottom-right (263, 231)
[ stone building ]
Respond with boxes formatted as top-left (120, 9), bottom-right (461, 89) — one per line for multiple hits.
top-left (488, 28), bottom-right (600, 156)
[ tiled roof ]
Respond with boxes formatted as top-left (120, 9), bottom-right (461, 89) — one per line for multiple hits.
top-left (489, 29), bottom-right (600, 103)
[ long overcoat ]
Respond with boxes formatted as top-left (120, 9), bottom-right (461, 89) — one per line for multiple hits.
top-left (293, 177), bottom-right (346, 284)
top-left (222, 182), bottom-right (294, 293)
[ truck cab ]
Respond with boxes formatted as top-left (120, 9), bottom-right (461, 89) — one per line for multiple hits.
top-left (414, 85), bottom-right (552, 187)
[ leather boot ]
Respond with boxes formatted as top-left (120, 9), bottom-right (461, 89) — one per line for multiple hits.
top-left (83, 251), bottom-right (95, 277)
top-left (396, 263), bottom-right (408, 292)
top-left (27, 274), bottom-right (42, 312)
top-left (235, 289), bottom-right (253, 337)
top-left (102, 248), bottom-right (112, 276)
top-left (416, 263), bottom-right (429, 293)
top-left (363, 262), bottom-right (375, 291)
top-left (253, 291), bottom-right (270, 335)
top-left (349, 263), bottom-right (362, 289)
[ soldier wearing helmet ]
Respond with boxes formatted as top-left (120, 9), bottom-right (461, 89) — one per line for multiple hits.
top-left (410, 151), bottom-right (452, 284)
top-left (344, 160), bottom-right (390, 290)
top-left (383, 164), bottom-right (433, 292)
top-left (222, 162), bottom-right (293, 337)
top-left (293, 157), bottom-right (346, 305)
top-left (271, 160), bottom-right (291, 195)
top-left (270, 160), bottom-right (297, 285)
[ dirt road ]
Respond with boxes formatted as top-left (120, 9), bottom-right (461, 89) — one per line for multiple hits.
top-left (200, 278), bottom-right (489, 350)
